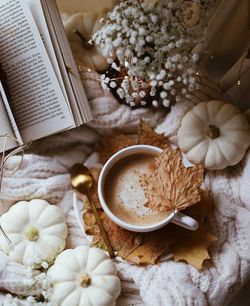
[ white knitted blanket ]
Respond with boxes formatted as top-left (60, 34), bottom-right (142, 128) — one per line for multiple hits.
top-left (1, 73), bottom-right (250, 306)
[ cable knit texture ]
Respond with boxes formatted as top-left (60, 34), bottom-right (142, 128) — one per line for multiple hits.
top-left (0, 73), bottom-right (250, 306)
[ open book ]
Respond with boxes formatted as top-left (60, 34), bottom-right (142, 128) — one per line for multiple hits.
top-left (0, 0), bottom-right (92, 151)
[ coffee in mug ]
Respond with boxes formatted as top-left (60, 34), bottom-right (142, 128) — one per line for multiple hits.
top-left (98, 145), bottom-right (199, 232)
top-left (104, 152), bottom-right (170, 226)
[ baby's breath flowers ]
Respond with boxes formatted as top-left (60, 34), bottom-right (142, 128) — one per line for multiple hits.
top-left (92, 0), bottom-right (216, 108)
top-left (4, 267), bottom-right (55, 306)
top-left (3, 258), bottom-right (55, 305)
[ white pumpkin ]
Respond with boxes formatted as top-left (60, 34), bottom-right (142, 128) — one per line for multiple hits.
top-left (62, 12), bottom-right (109, 72)
top-left (177, 100), bottom-right (250, 170)
top-left (0, 199), bottom-right (68, 266)
top-left (48, 245), bottom-right (121, 306)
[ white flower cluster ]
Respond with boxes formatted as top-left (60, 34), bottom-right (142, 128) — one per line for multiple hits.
top-left (6, 260), bottom-right (54, 305)
top-left (92, 0), bottom-right (216, 108)
top-left (26, 255), bottom-right (49, 268)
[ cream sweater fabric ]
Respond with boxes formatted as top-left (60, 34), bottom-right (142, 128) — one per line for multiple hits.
top-left (0, 73), bottom-right (250, 306)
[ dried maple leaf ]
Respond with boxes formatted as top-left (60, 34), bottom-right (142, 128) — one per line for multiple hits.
top-left (126, 191), bottom-right (215, 266)
top-left (126, 226), bottom-right (174, 265)
top-left (100, 212), bottom-right (144, 258)
top-left (185, 190), bottom-right (214, 224)
top-left (171, 224), bottom-right (217, 270)
top-left (83, 209), bottom-right (97, 227)
top-left (97, 133), bottom-right (136, 163)
top-left (83, 209), bottom-right (143, 258)
top-left (138, 121), bottom-right (169, 149)
top-left (84, 205), bottom-right (173, 265)
top-left (83, 209), bottom-right (100, 236)
top-left (139, 147), bottom-right (204, 212)
top-left (168, 191), bottom-right (216, 270)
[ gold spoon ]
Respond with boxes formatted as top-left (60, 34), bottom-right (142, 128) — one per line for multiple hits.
top-left (70, 164), bottom-right (114, 258)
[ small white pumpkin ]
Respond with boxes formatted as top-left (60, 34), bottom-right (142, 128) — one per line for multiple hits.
top-left (177, 100), bottom-right (250, 170)
top-left (48, 245), bottom-right (121, 306)
top-left (62, 12), bottom-right (109, 72)
top-left (0, 199), bottom-right (68, 266)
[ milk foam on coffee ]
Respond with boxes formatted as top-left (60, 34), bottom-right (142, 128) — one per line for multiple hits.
top-left (104, 153), bottom-right (169, 226)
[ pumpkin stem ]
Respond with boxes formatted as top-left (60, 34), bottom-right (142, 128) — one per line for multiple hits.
top-left (207, 125), bottom-right (220, 139)
top-left (26, 226), bottom-right (39, 241)
top-left (80, 273), bottom-right (92, 288)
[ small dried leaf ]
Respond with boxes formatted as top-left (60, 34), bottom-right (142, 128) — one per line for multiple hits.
top-left (83, 210), bottom-right (96, 227)
top-left (97, 133), bottom-right (136, 163)
top-left (185, 190), bottom-right (214, 223)
top-left (126, 227), bottom-right (174, 265)
top-left (85, 225), bottom-right (100, 236)
top-left (171, 225), bottom-right (217, 270)
top-left (83, 209), bottom-right (103, 236)
top-left (83, 209), bottom-right (140, 255)
top-left (100, 212), bottom-right (144, 258)
top-left (138, 121), bottom-right (170, 149)
top-left (84, 216), bottom-right (107, 251)
top-left (139, 148), bottom-right (204, 212)
top-left (85, 208), bottom-right (144, 258)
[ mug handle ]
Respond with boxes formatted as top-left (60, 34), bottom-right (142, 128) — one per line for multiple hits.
top-left (171, 212), bottom-right (199, 231)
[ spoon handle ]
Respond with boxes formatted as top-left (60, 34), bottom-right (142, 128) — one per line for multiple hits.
top-left (87, 192), bottom-right (115, 258)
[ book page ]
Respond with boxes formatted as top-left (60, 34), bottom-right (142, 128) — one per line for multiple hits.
top-left (30, 0), bottom-right (91, 126)
top-left (24, 0), bottom-right (71, 111)
top-left (0, 0), bottom-right (74, 143)
top-left (43, 0), bottom-right (92, 125)
top-left (0, 82), bottom-right (18, 151)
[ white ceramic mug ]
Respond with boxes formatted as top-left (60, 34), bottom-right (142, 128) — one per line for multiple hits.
top-left (98, 145), bottom-right (199, 232)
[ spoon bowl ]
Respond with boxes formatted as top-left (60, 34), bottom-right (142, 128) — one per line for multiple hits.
top-left (71, 164), bottom-right (93, 194)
